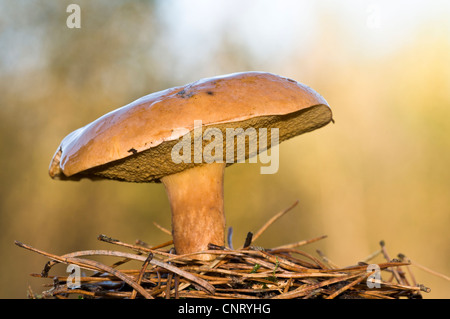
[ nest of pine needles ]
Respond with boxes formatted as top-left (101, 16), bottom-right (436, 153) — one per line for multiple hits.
top-left (16, 202), bottom-right (431, 299)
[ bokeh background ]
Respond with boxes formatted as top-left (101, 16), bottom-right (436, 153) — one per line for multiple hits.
top-left (1, 0), bottom-right (449, 298)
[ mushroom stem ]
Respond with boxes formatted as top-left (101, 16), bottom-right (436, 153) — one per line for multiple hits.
top-left (161, 162), bottom-right (226, 260)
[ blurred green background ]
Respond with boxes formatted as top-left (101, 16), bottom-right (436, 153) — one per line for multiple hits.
top-left (1, 0), bottom-right (449, 298)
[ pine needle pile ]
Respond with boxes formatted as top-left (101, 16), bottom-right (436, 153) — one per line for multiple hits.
top-left (16, 202), bottom-right (432, 299)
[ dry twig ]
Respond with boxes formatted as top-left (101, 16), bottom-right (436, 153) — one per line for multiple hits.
top-left (16, 202), bottom-right (432, 299)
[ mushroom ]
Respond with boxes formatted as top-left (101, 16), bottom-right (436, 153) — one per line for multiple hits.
top-left (49, 71), bottom-right (333, 260)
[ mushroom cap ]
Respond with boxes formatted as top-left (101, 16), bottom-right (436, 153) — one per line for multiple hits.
top-left (49, 71), bottom-right (333, 182)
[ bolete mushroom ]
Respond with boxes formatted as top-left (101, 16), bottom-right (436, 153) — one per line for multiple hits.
top-left (49, 71), bottom-right (333, 260)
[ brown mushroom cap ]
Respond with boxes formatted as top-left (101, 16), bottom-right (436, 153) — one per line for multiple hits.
top-left (49, 71), bottom-right (332, 182)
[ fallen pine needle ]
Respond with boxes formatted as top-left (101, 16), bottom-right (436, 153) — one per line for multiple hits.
top-left (15, 203), bottom-right (434, 299)
top-left (16, 235), bottom-right (429, 299)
